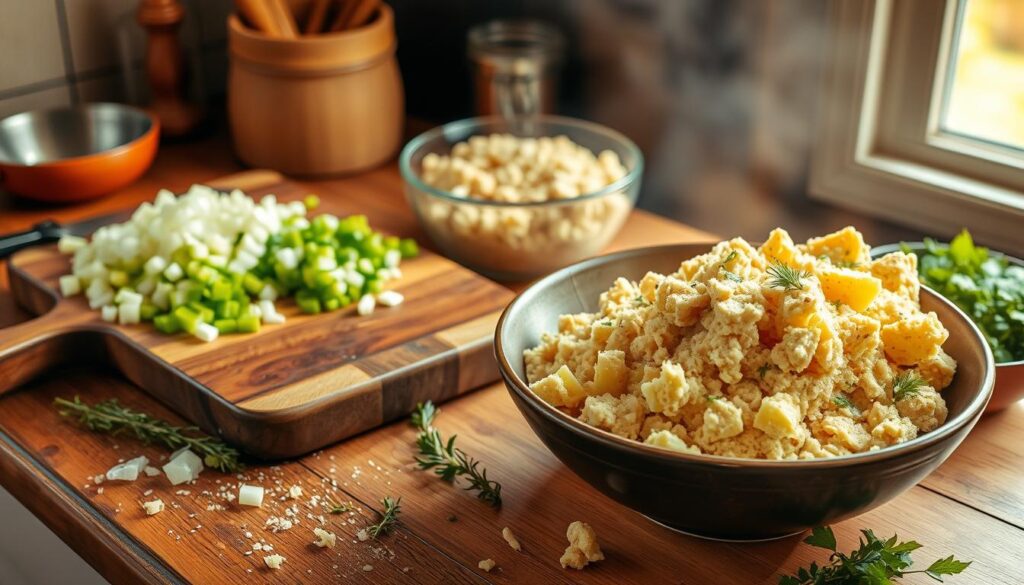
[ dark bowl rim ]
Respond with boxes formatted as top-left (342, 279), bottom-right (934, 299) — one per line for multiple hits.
top-left (495, 242), bottom-right (996, 469)
top-left (0, 102), bottom-right (158, 167)
top-left (398, 114), bottom-right (645, 208)
top-left (872, 241), bottom-right (1024, 368)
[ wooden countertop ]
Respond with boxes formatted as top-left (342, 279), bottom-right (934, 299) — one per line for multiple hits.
top-left (1, 136), bottom-right (1022, 584)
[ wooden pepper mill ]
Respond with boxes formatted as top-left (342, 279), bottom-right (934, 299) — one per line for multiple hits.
top-left (137, 0), bottom-right (202, 137)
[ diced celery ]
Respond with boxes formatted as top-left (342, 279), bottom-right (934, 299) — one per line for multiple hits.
top-left (242, 273), bottom-right (264, 296)
top-left (324, 297), bottom-right (340, 311)
top-left (154, 313), bottom-right (181, 334)
top-left (399, 238), bottom-right (419, 259)
top-left (237, 314), bottom-right (260, 333)
top-left (109, 270), bottom-right (129, 288)
top-left (173, 306), bottom-right (201, 334)
top-left (304, 194), bottom-right (320, 209)
top-left (209, 280), bottom-right (233, 301)
top-left (140, 303), bottom-right (159, 321)
top-left (214, 319), bottom-right (238, 334)
top-left (365, 278), bottom-right (383, 294)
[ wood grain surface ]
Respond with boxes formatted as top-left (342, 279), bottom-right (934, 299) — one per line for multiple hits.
top-left (0, 142), bottom-right (1021, 584)
top-left (2, 171), bottom-right (513, 459)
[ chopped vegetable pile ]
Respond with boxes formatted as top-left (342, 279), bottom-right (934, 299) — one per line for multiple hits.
top-left (903, 229), bottom-right (1024, 363)
top-left (58, 185), bottom-right (418, 342)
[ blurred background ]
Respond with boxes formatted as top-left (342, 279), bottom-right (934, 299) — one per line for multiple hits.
top-left (0, 0), bottom-right (909, 245)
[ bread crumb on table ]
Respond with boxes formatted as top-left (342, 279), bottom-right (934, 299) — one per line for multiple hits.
top-left (142, 499), bottom-right (164, 516)
top-left (559, 521), bottom-right (604, 570)
top-left (312, 527), bottom-right (337, 549)
top-left (263, 554), bottom-right (285, 570)
top-left (502, 526), bottom-right (522, 551)
top-left (478, 559), bottom-right (497, 572)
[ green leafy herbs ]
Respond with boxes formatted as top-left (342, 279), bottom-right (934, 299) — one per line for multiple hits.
top-left (758, 363), bottom-right (776, 379)
top-left (365, 496), bottom-right (402, 538)
top-left (706, 395), bottom-right (722, 402)
top-left (634, 294), bottom-right (651, 306)
top-left (779, 525), bottom-right (971, 584)
top-left (410, 401), bottom-right (502, 507)
top-left (328, 500), bottom-right (352, 515)
top-left (832, 394), bottom-right (859, 416)
top-left (892, 372), bottom-right (926, 401)
top-left (719, 250), bottom-right (743, 283)
top-left (767, 260), bottom-right (811, 292)
top-left (906, 229), bottom-right (1024, 363)
top-left (54, 396), bottom-right (242, 473)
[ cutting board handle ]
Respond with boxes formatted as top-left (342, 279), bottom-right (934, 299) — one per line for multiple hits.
top-left (0, 305), bottom-right (79, 395)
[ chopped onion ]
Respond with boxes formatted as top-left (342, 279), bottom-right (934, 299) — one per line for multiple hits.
top-left (106, 455), bottom-right (149, 482)
top-left (239, 484), bottom-right (264, 507)
top-left (162, 448), bottom-right (203, 485)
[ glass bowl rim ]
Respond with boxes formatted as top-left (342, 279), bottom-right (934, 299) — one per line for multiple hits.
top-left (399, 115), bottom-right (644, 209)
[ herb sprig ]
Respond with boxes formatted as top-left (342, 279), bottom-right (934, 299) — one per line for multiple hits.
top-left (780, 525), bottom-right (971, 584)
top-left (892, 372), bottom-right (926, 401)
top-left (767, 260), bottom-right (811, 292)
top-left (54, 396), bottom-right (243, 472)
top-left (832, 394), bottom-right (859, 415)
top-left (719, 250), bottom-right (743, 283)
top-left (366, 496), bottom-right (402, 538)
top-left (411, 401), bottom-right (502, 507)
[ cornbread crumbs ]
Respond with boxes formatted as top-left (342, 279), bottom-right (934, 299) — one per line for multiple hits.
top-left (478, 559), bottom-right (497, 572)
top-left (559, 521), bottom-right (604, 570)
top-left (526, 227), bottom-right (955, 460)
top-left (502, 526), bottom-right (522, 551)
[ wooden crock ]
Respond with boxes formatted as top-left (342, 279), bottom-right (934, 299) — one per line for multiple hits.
top-left (227, 5), bottom-right (403, 176)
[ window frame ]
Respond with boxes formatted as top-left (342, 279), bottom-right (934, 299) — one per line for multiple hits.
top-left (810, 0), bottom-right (1024, 254)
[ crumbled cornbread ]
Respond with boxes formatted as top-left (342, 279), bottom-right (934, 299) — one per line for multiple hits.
top-left (559, 521), bottom-right (604, 570)
top-left (502, 527), bottom-right (522, 551)
top-left (478, 559), bottom-right (497, 572)
top-left (526, 227), bottom-right (954, 460)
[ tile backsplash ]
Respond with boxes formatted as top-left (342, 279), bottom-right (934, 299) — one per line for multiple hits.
top-left (0, 0), bottom-right (231, 119)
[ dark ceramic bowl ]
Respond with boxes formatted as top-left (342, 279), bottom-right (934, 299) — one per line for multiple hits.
top-left (873, 242), bottom-right (1024, 414)
top-left (496, 243), bottom-right (995, 540)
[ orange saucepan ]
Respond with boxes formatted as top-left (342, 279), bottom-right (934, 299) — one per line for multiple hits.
top-left (0, 103), bottom-right (159, 203)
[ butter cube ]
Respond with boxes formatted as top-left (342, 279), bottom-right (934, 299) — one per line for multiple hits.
top-left (754, 393), bottom-right (802, 439)
top-left (881, 312), bottom-right (947, 365)
top-left (531, 365), bottom-right (587, 408)
top-left (817, 267), bottom-right (881, 311)
top-left (593, 350), bottom-right (628, 396)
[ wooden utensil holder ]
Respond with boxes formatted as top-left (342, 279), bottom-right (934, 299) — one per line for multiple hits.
top-left (227, 4), bottom-right (403, 176)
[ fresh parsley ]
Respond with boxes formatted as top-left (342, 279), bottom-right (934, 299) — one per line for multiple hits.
top-left (767, 260), bottom-right (811, 292)
top-left (758, 363), bottom-right (775, 379)
top-left (328, 500), bottom-right (352, 514)
top-left (410, 401), bottom-right (502, 507)
top-left (906, 229), bottom-right (1024, 363)
top-left (892, 372), bottom-right (926, 401)
top-left (779, 526), bottom-right (971, 584)
top-left (54, 396), bottom-right (243, 473)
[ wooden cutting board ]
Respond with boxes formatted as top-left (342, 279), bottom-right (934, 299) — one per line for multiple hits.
top-left (0, 171), bottom-right (514, 458)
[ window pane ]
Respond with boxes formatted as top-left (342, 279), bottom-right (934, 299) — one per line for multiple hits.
top-left (941, 0), bottom-right (1024, 151)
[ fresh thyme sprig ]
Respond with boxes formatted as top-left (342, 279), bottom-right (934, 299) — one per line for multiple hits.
top-left (410, 401), bottom-right (502, 507)
top-left (892, 372), bottom-right (927, 401)
top-left (766, 260), bottom-right (811, 292)
top-left (365, 496), bottom-right (402, 538)
top-left (54, 396), bottom-right (243, 473)
top-left (780, 525), bottom-right (971, 584)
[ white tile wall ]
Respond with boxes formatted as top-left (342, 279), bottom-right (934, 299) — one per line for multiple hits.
top-left (0, 1), bottom-right (66, 92)
top-left (0, 0), bottom-right (231, 120)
